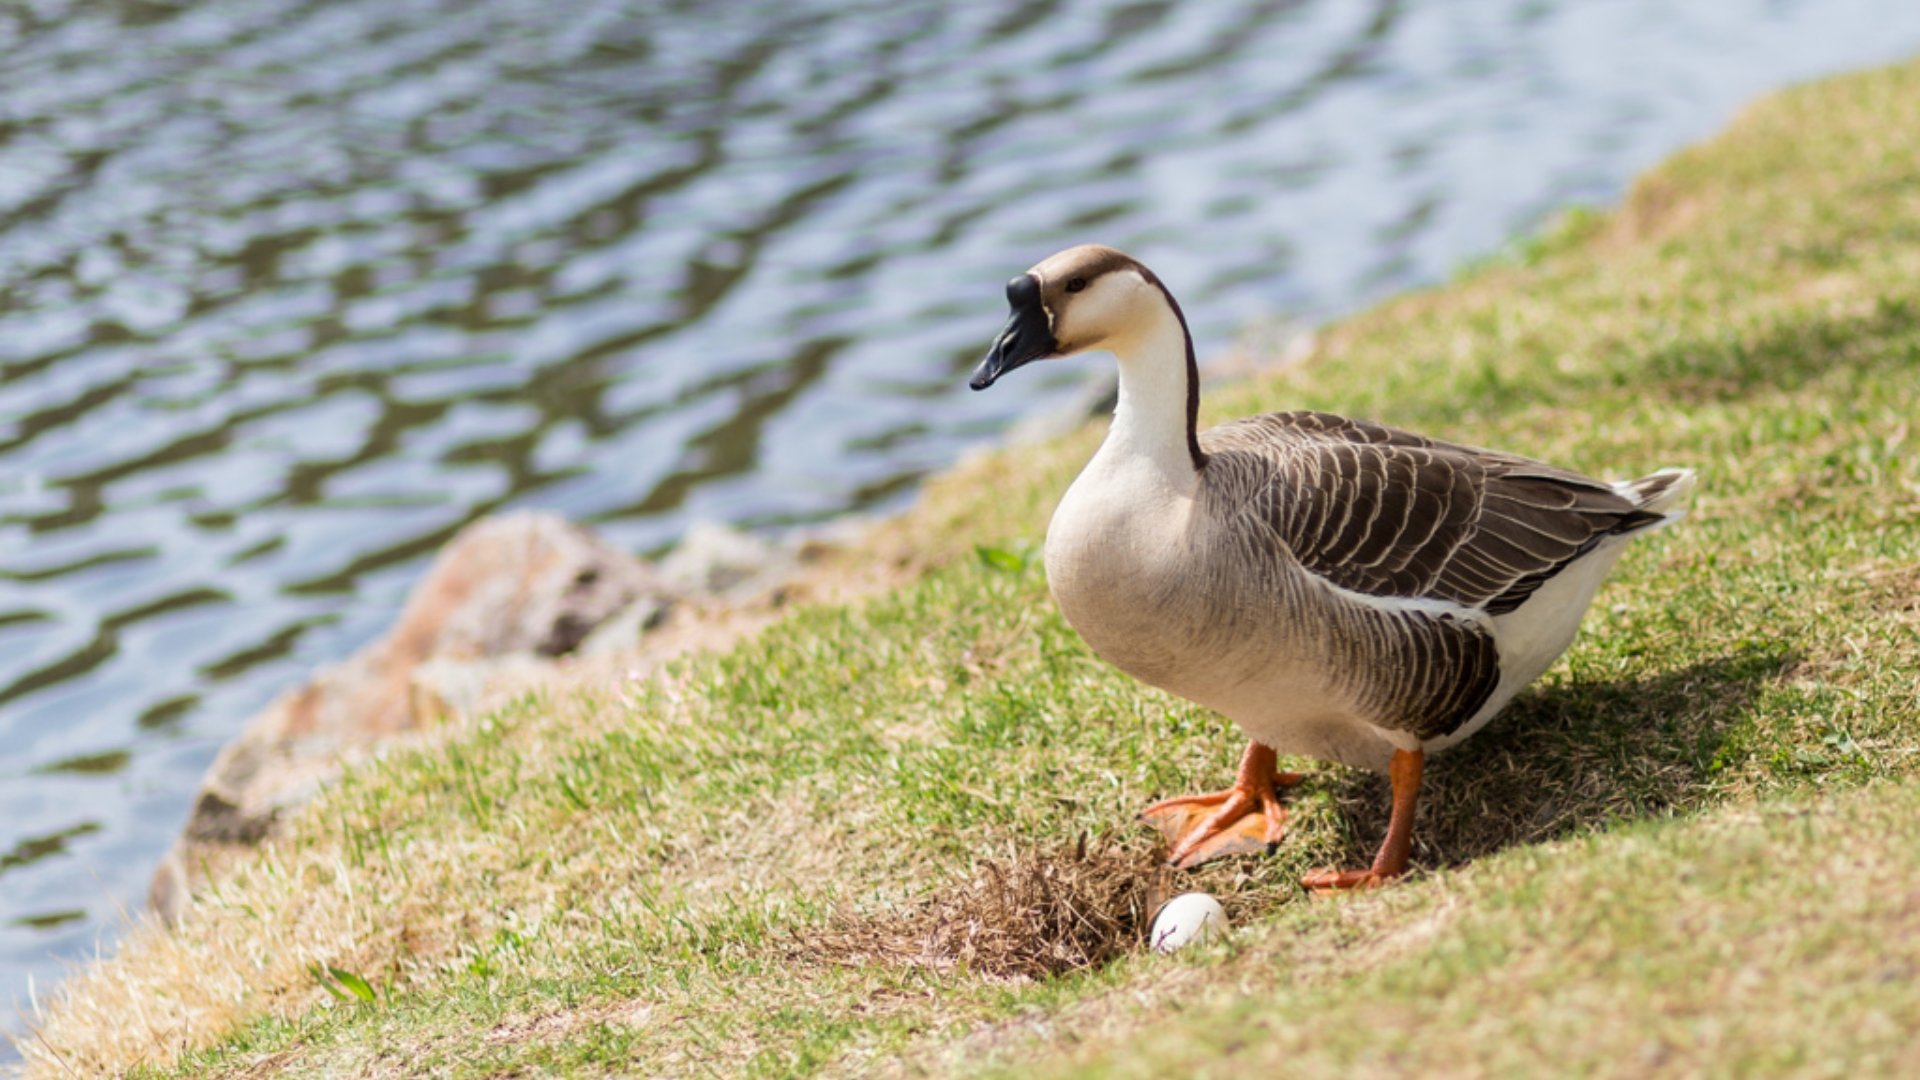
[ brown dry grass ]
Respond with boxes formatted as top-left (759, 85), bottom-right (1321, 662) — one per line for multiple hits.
top-left (9, 662), bottom-right (874, 1077)
top-left (796, 837), bottom-right (1169, 981)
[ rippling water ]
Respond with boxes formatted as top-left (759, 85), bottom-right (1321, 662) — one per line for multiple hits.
top-left (4, 0), bottom-right (1920, 1045)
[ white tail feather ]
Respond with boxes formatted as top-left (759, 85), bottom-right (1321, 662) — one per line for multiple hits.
top-left (1613, 466), bottom-right (1696, 528)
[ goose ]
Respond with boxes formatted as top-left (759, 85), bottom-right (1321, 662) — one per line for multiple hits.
top-left (969, 244), bottom-right (1694, 890)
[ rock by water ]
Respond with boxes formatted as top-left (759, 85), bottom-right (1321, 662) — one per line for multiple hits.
top-left (149, 512), bottom-right (668, 921)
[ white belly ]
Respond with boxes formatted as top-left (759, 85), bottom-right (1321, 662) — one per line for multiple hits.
top-left (1207, 677), bottom-right (1404, 772)
top-left (1049, 521), bottom-right (1404, 771)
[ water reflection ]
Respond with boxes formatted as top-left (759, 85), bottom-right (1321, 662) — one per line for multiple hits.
top-left (0, 824), bottom-right (103, 878)
top-left (5, 0), bottom-right (1920, 1047)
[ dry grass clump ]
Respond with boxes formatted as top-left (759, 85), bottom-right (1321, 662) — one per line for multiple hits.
top-left (799, 837), bottom-right (1171, 980)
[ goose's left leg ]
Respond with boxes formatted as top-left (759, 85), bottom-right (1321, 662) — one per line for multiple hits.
top-left (1302, 748), bottom-right (1423, 892)
top-left (1140, 742), bottom-right (1304, 869)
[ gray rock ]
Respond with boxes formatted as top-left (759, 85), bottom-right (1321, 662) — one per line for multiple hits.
top-left (576, 594), bottom-right (673, 658)
top-left (150, 512), bottom-right (666, 921)
top-left (657, 520), bottom-right (796, 602)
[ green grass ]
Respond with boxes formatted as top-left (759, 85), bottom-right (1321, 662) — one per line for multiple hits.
top-left (22, 59), bottom-right (1920, 1079)
top-left (979, 780), bottom-right (1920, 1079)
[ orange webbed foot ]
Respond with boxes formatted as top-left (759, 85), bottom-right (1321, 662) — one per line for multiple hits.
top-left (1300, 867), bottom-right (1398, 893)
top-left (1140, 743), bottom-right (1302, 870)
top-left (1301, 748), bottom-right (1425, 896)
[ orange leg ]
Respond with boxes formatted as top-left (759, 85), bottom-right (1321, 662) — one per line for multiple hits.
top-left (1140, 742), bottom-right (1305, 870)
top-left (1302, 748), bottom-right (1423, 892)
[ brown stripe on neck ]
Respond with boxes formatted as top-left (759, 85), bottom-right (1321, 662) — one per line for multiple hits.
top-left (1140, 271), bottom-right (1208, 472)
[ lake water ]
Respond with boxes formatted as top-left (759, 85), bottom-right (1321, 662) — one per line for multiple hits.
top-left (5, 0), bottom-right (1920, 1051)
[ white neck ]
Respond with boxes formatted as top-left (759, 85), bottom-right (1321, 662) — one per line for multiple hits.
top-left (1097, 297), bottom-right (1200, 496)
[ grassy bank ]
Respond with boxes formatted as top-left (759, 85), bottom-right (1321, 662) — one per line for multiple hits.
top-left (20, 59), bottom-right (1920, 1078)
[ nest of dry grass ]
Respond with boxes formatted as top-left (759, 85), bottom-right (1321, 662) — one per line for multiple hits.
top-left (797, 836), bottom-right (1171, 980)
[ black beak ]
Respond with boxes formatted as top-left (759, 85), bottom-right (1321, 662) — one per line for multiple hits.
top-left (969, 274), bottom-right (1057, 391)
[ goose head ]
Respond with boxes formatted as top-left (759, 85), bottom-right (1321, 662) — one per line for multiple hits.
top-left (969, 244), bottom-right (1174, 390)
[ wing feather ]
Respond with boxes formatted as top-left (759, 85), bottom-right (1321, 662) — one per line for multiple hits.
top-left (1201, 410), bottom-right (1668, 617)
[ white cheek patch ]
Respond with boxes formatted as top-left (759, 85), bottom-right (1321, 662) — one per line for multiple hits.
top-left (1060, 269), bottom-right (1143, 344)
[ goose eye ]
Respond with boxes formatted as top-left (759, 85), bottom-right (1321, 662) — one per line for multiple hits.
top-left (1065, 276), bottom-right (1087, 293)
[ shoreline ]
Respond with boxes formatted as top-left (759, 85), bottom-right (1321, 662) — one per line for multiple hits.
top-left (147, 507), bottom-right (904, 922)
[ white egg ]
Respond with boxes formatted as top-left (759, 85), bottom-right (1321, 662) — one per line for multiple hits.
top-left (1149, 891), bottom-right (1228, 953)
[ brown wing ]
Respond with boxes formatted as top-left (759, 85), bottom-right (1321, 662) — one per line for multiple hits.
top-left (1201, 411), bottom-right (1666, 616)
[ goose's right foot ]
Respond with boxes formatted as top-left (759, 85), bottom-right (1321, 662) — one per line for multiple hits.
top-left (1140, 742), bottom-right (1303, 870)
